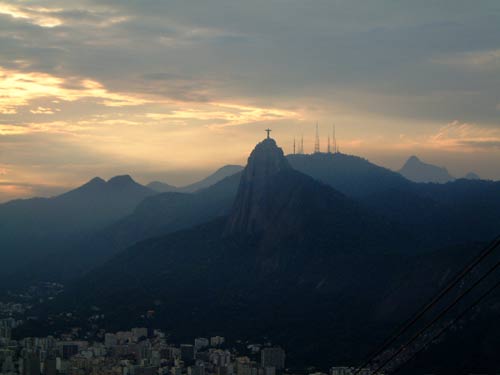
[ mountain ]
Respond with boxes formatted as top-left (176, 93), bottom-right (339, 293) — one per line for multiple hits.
top-left (287, 152), bottom-right (412, 197)
top-left (147, 181), bottom-right (178, 192)
top-left (146, 165), bottom-right (243, 194)
top-left (178, 165), bottom-right (243, 192)
top-left (37, 139), bottom-right (500, 373)
top-left (0, 175), bottom-right (155, 275)
top-left (10, 152), bottom-right (500, 287)
top-left (13, 172), bottom-right (242, 284)
top-left (463, 172), bottom-right (480, 180)
top-left (110, 172), bottom-right (241, 252)
top-left (226, 139), bottom-right (294, 235)
top-left (13, 143), bottom-right (500, 372)
top-left (224, 140), bottom-right (397, 245)
top-left (256, 152), bottom-right (500, 248)
top-left (286, 153), bottom-right (500, 247)
top-left (57, 139), bottom-right (422, 365)
top-left (399, 155), bottom-right (454, 183)
top-left (360, 177), bottom-right (500, 249)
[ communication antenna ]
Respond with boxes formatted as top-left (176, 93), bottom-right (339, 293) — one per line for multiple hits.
top-left (333, 124), bottom-right (337, 153)
top-left (314, 122), bottom-right (320, 153)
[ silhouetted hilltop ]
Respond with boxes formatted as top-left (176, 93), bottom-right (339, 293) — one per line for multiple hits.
top-left (55, 139), bottom-right (494, 371)
top-left (285, 152), bottom-right (500, 248)
top-left (0, 175), bottom-right (155, 275)
top-left (399, 155), bottom-right (454, 183)
top-left (226, 138), bottom-right (293, 235)
top-left (178, 165), bottom-right (243, 193)
top-left (147, 181), bottom-right (178, 193)
top-left (464, 171), bottom-right (480, 180)
top-left (13, 172), bottom-right (242, 284)
top-left (287, 152), bottom-right (412, 197)
top-left (224, 140), bottom-right (397, 249)
top-left (147, 165), bottom-right (243, 194)
top-left (10, 148), bottom-right (500, 287)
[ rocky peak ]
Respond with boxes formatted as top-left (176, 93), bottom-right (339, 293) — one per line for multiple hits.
top-left (107, 175), bottom-right (137, 188)
top-left (225, 138), bottom-right (291, 235)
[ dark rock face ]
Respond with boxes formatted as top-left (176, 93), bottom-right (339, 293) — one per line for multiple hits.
top-left (225, 138), bottom-right (292, 235)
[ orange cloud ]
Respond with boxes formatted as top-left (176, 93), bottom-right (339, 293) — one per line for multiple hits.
top-left (0, 121), bottom-right (93, 136)
top-left (30, 106), bottom-right (59, 114)
top-left (0, 66), bottom-right (149, 114)
top-left (0, 125), bottom-right (29, 135)
top-left (0, 183), bottom-right (32, 197)
top-left (146, 102), bottom-right (300, 128)
top-left (390, 121), bottom-right (500, 153)
top-left (428, 121), bottom-right (500, 151)
top-left (0, 2), bottom-right (62, 27)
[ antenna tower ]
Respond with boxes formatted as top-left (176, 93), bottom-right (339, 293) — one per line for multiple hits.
top-left (314, 122), bottom-right (320, 153)
top-left (333, 124), bottom-right (337, 153)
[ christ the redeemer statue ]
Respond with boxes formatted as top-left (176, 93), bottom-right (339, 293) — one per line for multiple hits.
top-left (265, 128), bottom-right (272, 139)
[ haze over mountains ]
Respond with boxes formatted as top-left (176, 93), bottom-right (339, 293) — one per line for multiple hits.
top-left (399, 155), bottom-right (481, 183)
top-left (2, 138), bottom-right (500, 373)
top-left (46, 138), bottom-right (500, 374)
top-left (0, 175), bottom-right (155, 274)
top-left (2, 145), bottom-right (500, 284)
top-left (0, 167), bottom-right (243, 284)
top-left (58, 139), bottom-right (414, 358)
top-left (147, 165), bottom-right (244, 193)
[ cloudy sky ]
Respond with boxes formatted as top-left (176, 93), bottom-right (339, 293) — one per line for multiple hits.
top-left (1, 0), bottom-right (500, 201)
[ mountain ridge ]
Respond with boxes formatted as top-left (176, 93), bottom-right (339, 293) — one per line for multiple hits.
top-left (147, 165), bottom-right (244, 194)
top-left (0, 175), bottom-right (155, 276)
top-left (51, 139), bottom-right (494, 372)
top-left (399, 155), bottom-right (454, 183)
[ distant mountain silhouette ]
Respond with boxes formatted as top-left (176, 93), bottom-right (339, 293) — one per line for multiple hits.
top-left (22, 172), bottom-right (242, 282)
top-left (463, 171), bottom-right (480, 180)
top-left (225, 141), bottom-right (396, 245)
top-left (146, 165), bottom-right (243, 194)
top-left (286, 153), bottom-right (500, 246)
top-left (56, 140), bottom-right (411, 351)
top-left (147, 181), bottom-right (178, 192)
top-left (399, 155), bottom-right (454, 183)
top-left (360, 178), bottom-right (500, 249)
top-left (179, 165), bottom-right (243, 193)
top-left (55, 139), bottom-right (498, 372)
top-left (0, 175), bottom-right (155, 276)
top-left (10, 150), bottom-right (500, 287)
top-left (287, 152), bottom-right (412, 197)
top-left (111, 172), bottom-right (241, 251)
top-left (6, 142), bottom-right (500, 373)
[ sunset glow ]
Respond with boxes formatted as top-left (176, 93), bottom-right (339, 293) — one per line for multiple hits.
top-left (1, 0), bottom-right (499, 201)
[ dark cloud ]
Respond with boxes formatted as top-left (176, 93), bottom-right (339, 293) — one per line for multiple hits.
top-left (2, 0), bottom-right (500, 122)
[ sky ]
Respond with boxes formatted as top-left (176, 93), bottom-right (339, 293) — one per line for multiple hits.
top-left (1, 0), bottom-right (500, 202)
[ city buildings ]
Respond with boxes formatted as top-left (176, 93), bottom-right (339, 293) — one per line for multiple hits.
top-left (0, 327), bottom-right (292, 375)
